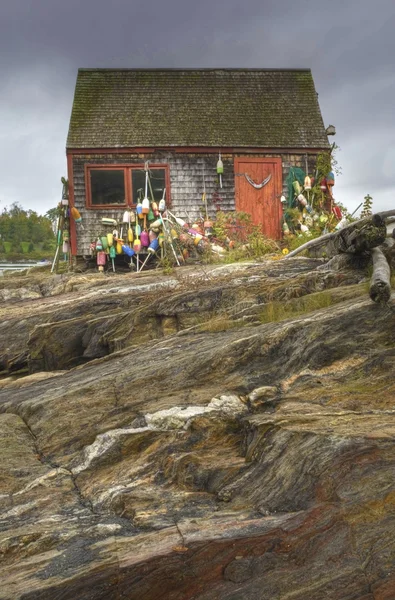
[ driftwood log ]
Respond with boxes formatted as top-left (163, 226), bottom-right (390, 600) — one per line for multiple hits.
top-left (370, 247), bottom-right (392, 304)
top-left (286, 211), bottom-right (394, 259)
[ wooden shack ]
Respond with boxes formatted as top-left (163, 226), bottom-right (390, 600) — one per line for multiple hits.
top-left (66, 68), bottom-right (330, 256)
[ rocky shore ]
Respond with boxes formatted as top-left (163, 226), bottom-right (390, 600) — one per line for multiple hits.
top-left (1, 256), bottom-right (395, 599)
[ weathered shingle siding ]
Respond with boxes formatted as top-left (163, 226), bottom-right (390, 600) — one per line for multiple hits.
top-left (72, 150), bottom-right (319, 255)
top-left (67, 69), bottom-right (330, 150)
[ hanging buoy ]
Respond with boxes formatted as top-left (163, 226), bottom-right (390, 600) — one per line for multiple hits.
top-left (150, 217), bottom-right (164, 231)
top-left (148, 208), bottom-right (155, 221)
top-left (217, 153), bottom-right (223, 188)
top-left (96, 238), bottom-right (103, 251)
top-left (300, 224), bottom-right (310, 233)
top-left (62, 240), bottom-right (69, 254)
top-left (159, 187), bottom-right (166, 213)
top-left (112, 229), bottom-right (119, 240)
top-left (133, 221), bottom-right (141, 253)
top-left (326, 171), bottom-right (335, 186)
top-left (101, 217), bottom-right (117, 226)
top-left (304, 176), bottom-right (312, 190)
top-left (297, 194), bottom-right (308, 206)
top-left (127, 228), bottom-right (133, 243)
top-left (158, 232), bottom-right (165, 247)
top-left (320, 178), bottom-right (327, 191)
top-left (107, 233), bottom-right (113, 247)
top-left (71, 206), bottom-right (81, 221)
top-left (121, 210), bottom-right (130, 239)
top-left (293, 181), bottom-right (301, 195)
top-left (71, 206), bottom-right (84, 229)
top-left (151, 201), bottom-right (159, 217)
top-left (136, 201), bottom-right (143, 219)
top-left (142, 197), bottom-right (150, 214)
top-left (149, 230), bottom-right (157, 243)
top-left (129, 211), bottom-right (136, 224)
top-left (280, 195), bottom-right (287, 204)
top-left (63, 229), bottom-right (70, 242)
top-left (140, 230), bottom-right (149, 247)
top-left (109, 245), bottom-right (116, 272)
top-left (173, 216), bottom-right (188, 229)
top-left (101, 236), bottom-right (108, 250)
top-left (332, 205), bottom-right (342, 220)
top-left (116, 239), bottom-right (123, 254)
top-left (148, 238), bottom-right (160, 254)
top-left (122, 244), bottom-right (135, 257)
top-left (97, 251), bottom-right (106, 272)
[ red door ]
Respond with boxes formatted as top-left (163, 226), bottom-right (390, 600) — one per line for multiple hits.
top-left (234, 157), bottom-right (282, 239)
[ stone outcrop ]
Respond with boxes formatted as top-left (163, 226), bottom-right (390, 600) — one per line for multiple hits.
top-left (0, 257), bottom-right (395, 599)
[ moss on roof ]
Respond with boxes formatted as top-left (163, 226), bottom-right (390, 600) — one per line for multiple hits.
top-left (66, 69), bottom-right (330, 149)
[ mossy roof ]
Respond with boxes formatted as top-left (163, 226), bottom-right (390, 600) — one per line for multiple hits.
top-left (67, 68), bottom-right (330, 149)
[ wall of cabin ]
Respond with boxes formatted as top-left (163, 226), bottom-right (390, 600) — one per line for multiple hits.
top-left (70, 150), bottom-right (318, 256)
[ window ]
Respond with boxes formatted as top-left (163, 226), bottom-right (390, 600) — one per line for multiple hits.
top-left (85, 165), bottom-right (169, 208)
top-left (131, 168), bottom-right (167, 204)
top-left (90, 169), bottom-right (126, 206)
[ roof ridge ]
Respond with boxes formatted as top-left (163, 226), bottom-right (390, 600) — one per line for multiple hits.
top-left (77, 67), bottom-right (312, 73)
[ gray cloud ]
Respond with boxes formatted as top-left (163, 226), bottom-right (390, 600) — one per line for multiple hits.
top-left (0, 0), bottom-right (394, 214)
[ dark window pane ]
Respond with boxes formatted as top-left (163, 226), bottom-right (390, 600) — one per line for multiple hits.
top-left (131, 168), bottom-right (166, 204)
top-left (90, 170), bottom-right (125, 205)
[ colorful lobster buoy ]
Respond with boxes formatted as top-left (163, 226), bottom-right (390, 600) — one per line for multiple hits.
top-left (109, 245), bottom-right (116, 272)
top-left (304, 176), bottom-right (312, 190)
top-left (151, 201), bottom-right (159, 217)
top-left (217, 153), bottom-right (223, 188)
top-left (319, 178), bottom-right (327, 191)
top-left (127, 227), bottom-right (133, 243)
top-left (150, 218), bottom-right (163, 231)
top-left (116, 239), bottom-right (123, 254)
top-left (101, 236), bottom-right (108, 250)
top-left (140, 230), bottom-right (149, 247)
top-left (136, 201), bottom-right (143, 219)
top-left (121, 210), bottom-right (130, 238)
top-left (107, 233), bottom-right (113, 247)
top-left (147, 238), bottom-right (159, 254)
top-left (96, 238), bottom-right (103, 251)
top-left (133, 221), bottom-right (141, 253)
top-left (122, 244), bottom-right (136, 258)
top-left (97, 251), bottom-right (106, 272)
top-left (101, 217), bottom-right (117, 226)
top-left (293, 181), bottom-right (301, 195)
top-left (149, 230), bottom-right (157, 243)
top-left (332, 205), bottom-right (342, 220)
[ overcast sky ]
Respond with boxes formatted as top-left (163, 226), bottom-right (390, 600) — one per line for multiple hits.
top-left (0, 0), bottom-right (394, 216)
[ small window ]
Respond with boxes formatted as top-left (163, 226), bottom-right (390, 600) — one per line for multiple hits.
top-left (131, 168), bottom-right (167, 204)
top-left (90, 169), bottom-right (126, 206)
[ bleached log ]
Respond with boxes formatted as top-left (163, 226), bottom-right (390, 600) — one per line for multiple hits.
top-left (369, 247), bottom-right (391, 304)
top-left (286, 212), bottom-right (390, 259)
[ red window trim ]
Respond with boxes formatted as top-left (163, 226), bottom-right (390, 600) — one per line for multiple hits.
top-left (85, 163), bottom-right (171, 209)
